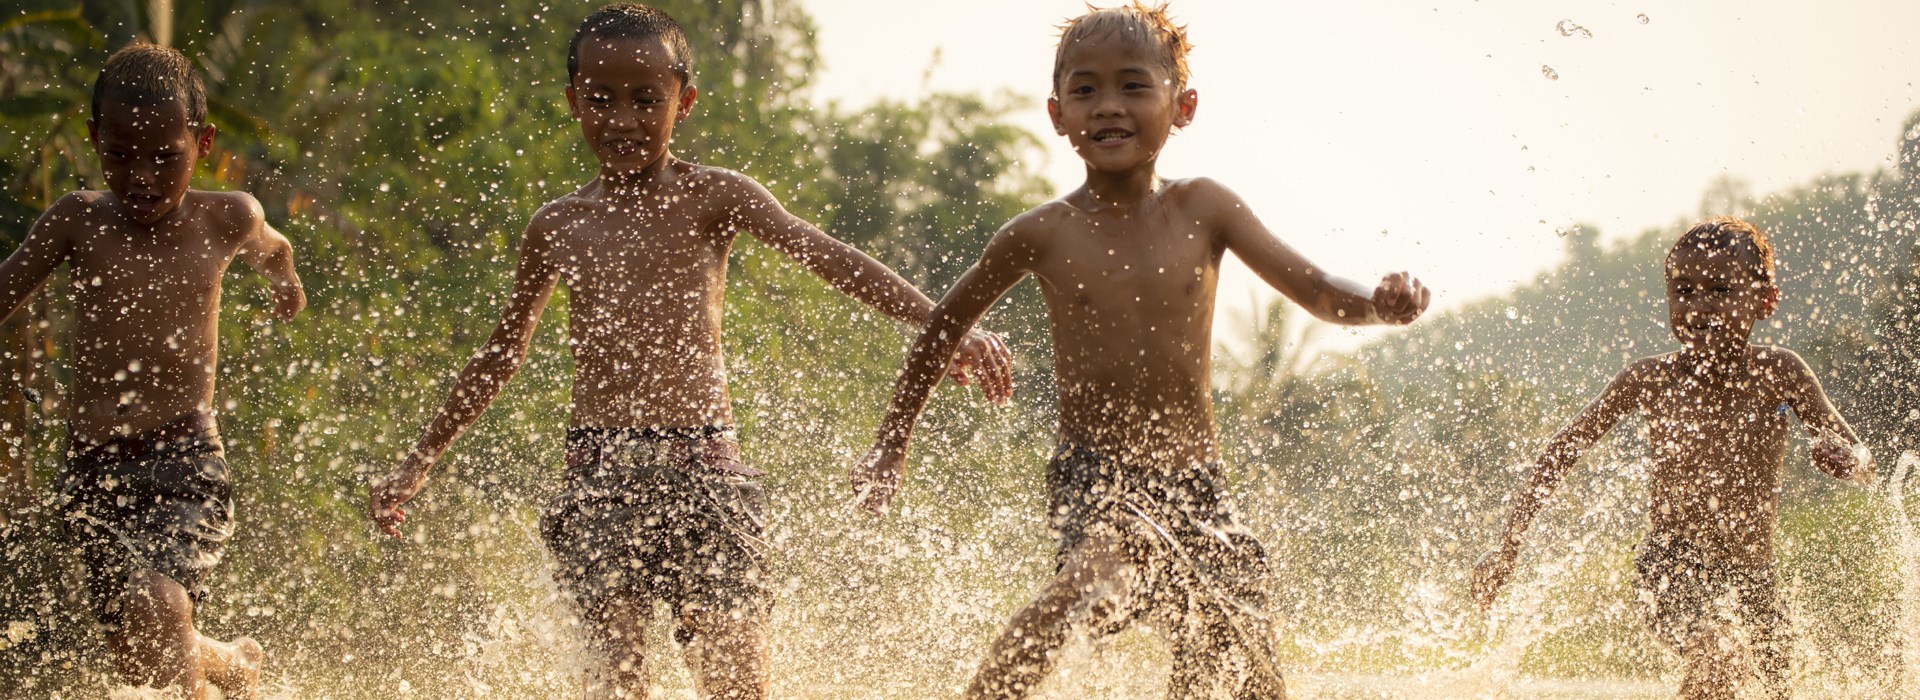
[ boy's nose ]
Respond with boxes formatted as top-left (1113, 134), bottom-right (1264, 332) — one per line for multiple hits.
top-left (608, 106), bottom-right (642, 130)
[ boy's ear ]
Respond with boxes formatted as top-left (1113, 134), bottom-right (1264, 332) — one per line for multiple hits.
top-left (195, 124), bottom-right (217, 158)
top-left (1760, 284), bottom-right (1781, 317)
top-left (86, 118), bottom-right (99, 148)
top-left (565, 84), bottom-right (580, 118)
top-left (675, 85), bottom-right (697, 121)
top-left (1047, 97), bottom-right (1066, 135)
top-left (1173, 88), bottom-right (1198, 128)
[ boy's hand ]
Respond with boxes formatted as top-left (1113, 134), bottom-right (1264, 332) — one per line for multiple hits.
top-left (270, 281), bottom-right (306, 320)
top-left (1469, 545), bottom-right (1519, 612)
top-left (949, 329), bottom-right (1014, 404)
top-left (1372, 271), bottom-right (1429, 325)
top-left (1813, 433), bottom-right (1876, 486)
top-left (369, 464), bottom-right (429, 538)
top-left (850, 445), bottom-right (906, 517)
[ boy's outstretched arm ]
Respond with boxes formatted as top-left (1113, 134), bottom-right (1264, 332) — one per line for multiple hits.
top-left (0, 194), bottom-right (81, 325)
top-left (851, 222), bottom-right (1037, 516)
top-left (1776, 349), bottom-right (1873, 484)
top-left (1470, 362), bottom-right (1645, 610)
top-left (368, 212), bottom-right (564, 538)
top-left (1204, 178), bottom-right (1429, 325)
top-left (719, 173), bottom-right (1012, 403)
top-left (231, 194), bottom-right (305, 320)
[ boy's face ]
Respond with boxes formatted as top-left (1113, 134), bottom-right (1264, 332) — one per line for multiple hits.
top-left (1048, 32), bottom-right (1197, 175)
top-left (87, 99), bottom-right (214, 225)
top-left (566, 36), bottom-right (696, 176)
top-left (1665, 245), bottom-right (1779, 353)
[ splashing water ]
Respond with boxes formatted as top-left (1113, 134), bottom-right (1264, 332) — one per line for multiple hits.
top-left (1885, 451), bottom-right (1920, 696)
top-left (1555, 20), bottom-right (1594, 39)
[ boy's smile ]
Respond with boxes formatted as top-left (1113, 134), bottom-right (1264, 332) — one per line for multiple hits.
top-left (1048, 32), bottom-right (1196, 177)
top-left (567, 36), bottom-right (696, 181)
top-left (88, 99), bottom-right (213, 225)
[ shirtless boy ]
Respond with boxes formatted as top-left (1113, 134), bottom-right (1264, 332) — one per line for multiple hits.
top-left (1472, 218), bottom-right (1874, 699)
top-left (365, 5), bottom-right (1009, 698)
top-left (850, 3), bottom-right (1428, 697)
top-left (0, 42), bottom-right (304, 698)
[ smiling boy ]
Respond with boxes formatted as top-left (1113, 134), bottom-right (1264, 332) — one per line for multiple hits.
top-left (850, 3), bottom-right (1428, 697)
top-left (365, 4), bottom-right (1010, 698)
top-left (1472, 218), bottom-right (1873, 699)
top-left (0, 42), bottom-right (304, 698)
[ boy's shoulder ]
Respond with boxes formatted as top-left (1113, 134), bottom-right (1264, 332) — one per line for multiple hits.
top-left (48, 189), bottom-right (261, 243)
top-left (1749, 344), bottom-right (1819, 391)
top-left (1619, 352), bottom-right (1683, 387)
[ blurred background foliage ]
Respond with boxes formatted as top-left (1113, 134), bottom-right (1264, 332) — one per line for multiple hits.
top-left (2, 0), bottom-right (1918, 696)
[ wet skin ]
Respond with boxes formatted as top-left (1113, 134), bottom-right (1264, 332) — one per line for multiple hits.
top-left (1472, 245), bottom-right (1867, 698)
top-left (0, 100), bottom-right (303, 442)
top-left (368, 35), bottom-right (1011, 700)
top-left (855, 30), bottom-right (1427, 510)
top-left (0, 97), bottom-right (299, 699)
top-left (852, 29), bottom-right (1427, 700)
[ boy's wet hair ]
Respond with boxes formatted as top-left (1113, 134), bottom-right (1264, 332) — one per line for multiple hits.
top-left (91, 42), bottom-right (208, 128)
top-left (1668, 217), bottom-right (1777, 285)
top-left (568, 3), bottom-right (694, 87)
top-left (1052, 1), bottom-right (1192, 98)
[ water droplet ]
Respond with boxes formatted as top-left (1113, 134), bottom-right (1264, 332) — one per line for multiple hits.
top-left (1541, 65), bottom-right (1560, 81)
top-left (1637, 13), bottom-right (1651, 24)
top-left (1554, 20), bottom-right (1593, 39)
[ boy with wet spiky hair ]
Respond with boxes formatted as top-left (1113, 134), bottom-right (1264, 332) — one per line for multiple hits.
top-left (1473, 218), bottom-right (1873, 699)
top-left (367, 4), bottom-right (1011, 698)
top-left (0, 41), bottom-right (304, 698)
top-left (850, 2), bottom-right (1428, 697)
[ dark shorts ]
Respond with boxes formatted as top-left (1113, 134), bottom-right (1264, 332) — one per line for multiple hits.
top-left (1634, 534), bottom-right (1789, 689)
top-left (540, 426), bottom-right (772, 624)
top-left (55, 412), bottom-right (232, 630)
top-left (1046, 443), bottom-right (1284, 696)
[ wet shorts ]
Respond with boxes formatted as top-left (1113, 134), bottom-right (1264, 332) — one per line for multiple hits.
top-left (1046, 443), bottom-right (1284, 696)
top-left (1634, 533), bottom-right (1789, 689)
top-left (55, 412), bottom-right (232, 629)
top-left (540, 426), bottom-right (772, 623)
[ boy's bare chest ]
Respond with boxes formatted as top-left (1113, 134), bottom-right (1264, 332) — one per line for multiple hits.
top-left (1641, 380), bottom-right (1791, 458)
top-left (68, 225), bottom-right (230, 303)
top-left (1038, 218), bottom-right (1218, 311)
top-left (553, 214), bottom-right (729, 287)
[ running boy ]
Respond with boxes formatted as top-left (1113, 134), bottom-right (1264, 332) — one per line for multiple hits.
top-left (365, 5), bottom-right (1010, 698)
top-left (1472, 218), bottom-right (1873, 700)
top-left (0, 42), bottom-right (303, 698)
top-left (850, 3), bottom-right (1428, 697)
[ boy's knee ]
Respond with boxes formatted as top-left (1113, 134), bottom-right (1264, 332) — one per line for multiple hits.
top-left (677, 608), bottom-right (763, 646)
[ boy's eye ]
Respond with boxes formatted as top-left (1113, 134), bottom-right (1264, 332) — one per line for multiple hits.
top-left (1124, 81), bottom-right (1148, 90)
top-left (1070, 84), bottom-right (1094, 95)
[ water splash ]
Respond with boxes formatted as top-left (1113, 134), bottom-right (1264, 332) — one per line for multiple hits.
top-left (1886, 451), bottom-right (1920, 696)
top-left (1541, 65), bottom-right (1561, 81)
top-left (1555, 20), bottom-right (1594, 39)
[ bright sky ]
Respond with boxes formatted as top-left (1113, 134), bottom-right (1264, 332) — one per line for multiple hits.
top-left (797, 0), bottom-right (1920, 348)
